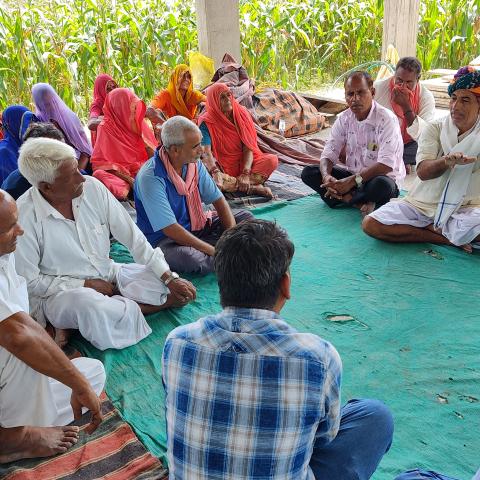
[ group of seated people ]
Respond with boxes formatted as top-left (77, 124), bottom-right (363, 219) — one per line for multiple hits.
top-left (0, 64), bottom-right (278, 203)
top-left (0, 57), bottom-right (479, 479)
top-left (302, 60), bottom-right (480, 253)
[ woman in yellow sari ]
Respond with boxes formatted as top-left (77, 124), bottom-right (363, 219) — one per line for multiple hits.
top-left (146, 64), bottom-right (205, 127)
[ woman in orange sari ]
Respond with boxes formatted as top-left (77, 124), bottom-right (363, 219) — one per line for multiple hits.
top-left (91, 88), bottom-right (157, 200)
top-left (198, 83), bottom-right (278, 198)
top-left (146, 64), bottom-right (205, 127)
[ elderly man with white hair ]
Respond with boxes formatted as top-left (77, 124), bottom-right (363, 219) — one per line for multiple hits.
top-left (0, 189), bottom-right (104, 463)
top-left (134, 116), bottom-right (252, 275)
top-left (14, 137), bottom-right (196, 350)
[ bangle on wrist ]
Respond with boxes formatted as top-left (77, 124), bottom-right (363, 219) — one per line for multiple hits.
top-left (242, 168), bottom-right (251, 175)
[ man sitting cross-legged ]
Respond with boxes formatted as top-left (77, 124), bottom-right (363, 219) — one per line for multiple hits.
top-left (363, 66), bottom-right (480, 252)
top-left (162, 219), bottom-right (394, 480)
top-left (14, 138), bottom-right (196, 351)
top-left (302, 70), bottom-right (405, 216)
top-left (135, 116), bottom-right (252, 276)
top-left (0, 189), bottom-right (105, 464)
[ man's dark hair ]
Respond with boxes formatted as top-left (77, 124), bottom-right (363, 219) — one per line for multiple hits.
top-left (214, 219), bottom-right (295, 310)
top-left (344, 70), bottom-right (373, 88)
top-left (396, 57), bottom-right (422, 78)
top-left (23, 122), bottom-right (65, 142)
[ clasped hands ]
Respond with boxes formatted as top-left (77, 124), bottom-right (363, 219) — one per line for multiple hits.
top-left (321, 175), bottom-right (356, 200)
top-left (84, 277), bottom-right (196, 305)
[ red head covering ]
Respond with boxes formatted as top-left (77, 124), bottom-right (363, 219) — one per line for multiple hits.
top-left (198, 83), bottom-right (262, 176)
top-left (91, 88), bottom-right (157, 176)
top-left (90, 74), bottom-right (115, 118)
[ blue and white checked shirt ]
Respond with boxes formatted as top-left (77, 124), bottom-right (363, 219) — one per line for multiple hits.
top-left (162, 307), bottom-right (342, 480)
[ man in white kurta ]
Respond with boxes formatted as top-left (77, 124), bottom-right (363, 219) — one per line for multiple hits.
top-left (0, 189), bottom-right (105, 463)
top-left (363, 66), bottom-right (480, 251)
top-left (374, 57), bottom-right (436, 167)
top-left (14, 138), bottom-right (196, 351)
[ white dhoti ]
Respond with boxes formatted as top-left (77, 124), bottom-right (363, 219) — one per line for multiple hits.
top-left (369, 200), bottom-right (480, 246)
top-left (0, 349), bottom-right (105, 428)
top-left (36, 264), bottom-right (169, 351)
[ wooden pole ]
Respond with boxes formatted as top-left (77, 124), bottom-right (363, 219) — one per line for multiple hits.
top-left (195, 0), bottom-right (241, 68)
top-left (382, 0), bottom-right (420, 60)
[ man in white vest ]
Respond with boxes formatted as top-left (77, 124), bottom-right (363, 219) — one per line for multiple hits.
top-left (363, 66), bottom-right (480, 252)
top-left (0, 190), bottom-right (105, 463)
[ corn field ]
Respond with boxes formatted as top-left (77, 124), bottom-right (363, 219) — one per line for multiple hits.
top-left (0, 0), bottom-right (479, 119)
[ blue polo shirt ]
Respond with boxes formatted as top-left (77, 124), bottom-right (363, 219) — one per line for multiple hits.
top-left (134, 151), bottom-right (222, 246)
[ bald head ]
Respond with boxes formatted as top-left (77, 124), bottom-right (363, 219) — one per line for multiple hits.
top-left (0, 189), bottom-right (23, 255)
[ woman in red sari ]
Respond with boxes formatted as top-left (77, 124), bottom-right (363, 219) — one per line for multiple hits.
top-left (198, 83), bottom-right (278, 198)
top-left (87, 74), bottom-right (118, 146)
top-left (91, 88), bottom-right (157, 200)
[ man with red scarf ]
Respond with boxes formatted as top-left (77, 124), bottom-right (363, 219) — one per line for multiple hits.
top-left (374, 57), bottom-right (436, 171)
top-left (135, 116), bottom-right (252, 276)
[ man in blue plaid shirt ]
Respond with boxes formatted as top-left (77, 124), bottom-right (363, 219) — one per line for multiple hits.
top-left (162, 219), bottom-right (393, 479)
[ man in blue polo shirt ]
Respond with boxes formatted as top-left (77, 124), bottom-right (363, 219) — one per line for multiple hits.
top-left (135, 116), bottom-right (252, 275)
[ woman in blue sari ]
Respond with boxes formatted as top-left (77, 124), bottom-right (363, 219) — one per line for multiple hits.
top-left (0, 106), bottom-right (36, 183)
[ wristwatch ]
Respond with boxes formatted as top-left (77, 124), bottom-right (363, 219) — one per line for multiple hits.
top-left (163, 271), bottom-right (179, 286)
top-left (355, 174), bottom-right (363, 187)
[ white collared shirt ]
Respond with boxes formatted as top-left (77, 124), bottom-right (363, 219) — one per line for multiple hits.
top-left (320, 101), bottom-right (406, 187)
top-left (0, 253), bottom-right (29, 322)
top-left (404, 120), bottom-right (480, 217)
top-left (15, 176), bottom-right (170, 305)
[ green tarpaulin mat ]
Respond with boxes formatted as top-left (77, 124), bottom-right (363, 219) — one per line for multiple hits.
top-left (75, 196), bottom-right (480, 479)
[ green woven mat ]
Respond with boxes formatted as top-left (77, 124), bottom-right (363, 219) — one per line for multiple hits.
top-left (75, 196), bottom-right (480, 479)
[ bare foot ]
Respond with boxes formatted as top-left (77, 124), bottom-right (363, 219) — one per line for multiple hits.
top-left (460, 243), bottom-right (473, 254)
top-left (54, 328), bottom-right (72, 348)
top-left (0, 425), bottom-right (79, 464)
top-left (360, 202), bottom-right (376, 217)
top-left (248, 184), bottom-right (273, 198)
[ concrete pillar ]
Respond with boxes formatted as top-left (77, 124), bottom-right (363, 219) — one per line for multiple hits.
top-left (195, 0), bottom-right (241, 68)
top-left (382, 0), bottom-right (420, 60)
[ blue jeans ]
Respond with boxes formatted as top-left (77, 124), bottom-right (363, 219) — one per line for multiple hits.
top-left (157, 210), bottom-right (253, 275)
top-left (310, 398), bottom-right (394, 480)
top-left (395, 470), bottom-right (459, 480)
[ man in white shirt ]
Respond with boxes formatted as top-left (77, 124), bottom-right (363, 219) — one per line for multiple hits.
top-left (374, 57), bottom-right (436, 169)
top-left (15, 138), bottom-right (196, 350)
top-left (301, 71), bottom-right (405, 216)
top-left (363, 66), bottom-right (480, 252)
top-left (0, 189), bottom-right (105, 463)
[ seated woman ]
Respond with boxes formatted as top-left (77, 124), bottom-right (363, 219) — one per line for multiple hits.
top-left (2, 122), bottom-right (65, 199)
top-left (0, 106), bottom-right (36, 183)
top-left (87, 74), bottom-right (118, 145)
top-left (198, 83), bottom-right (278, 198)
top-left (32, 83), bottom-right (92, 170)
top-left (91, 88), bottom-right (157, 200)
top-left (146, 64), bottom-right (205, 128)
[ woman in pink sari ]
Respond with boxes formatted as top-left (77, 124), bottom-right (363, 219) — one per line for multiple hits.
top-left (91, 88), bottom-right (157, 200)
